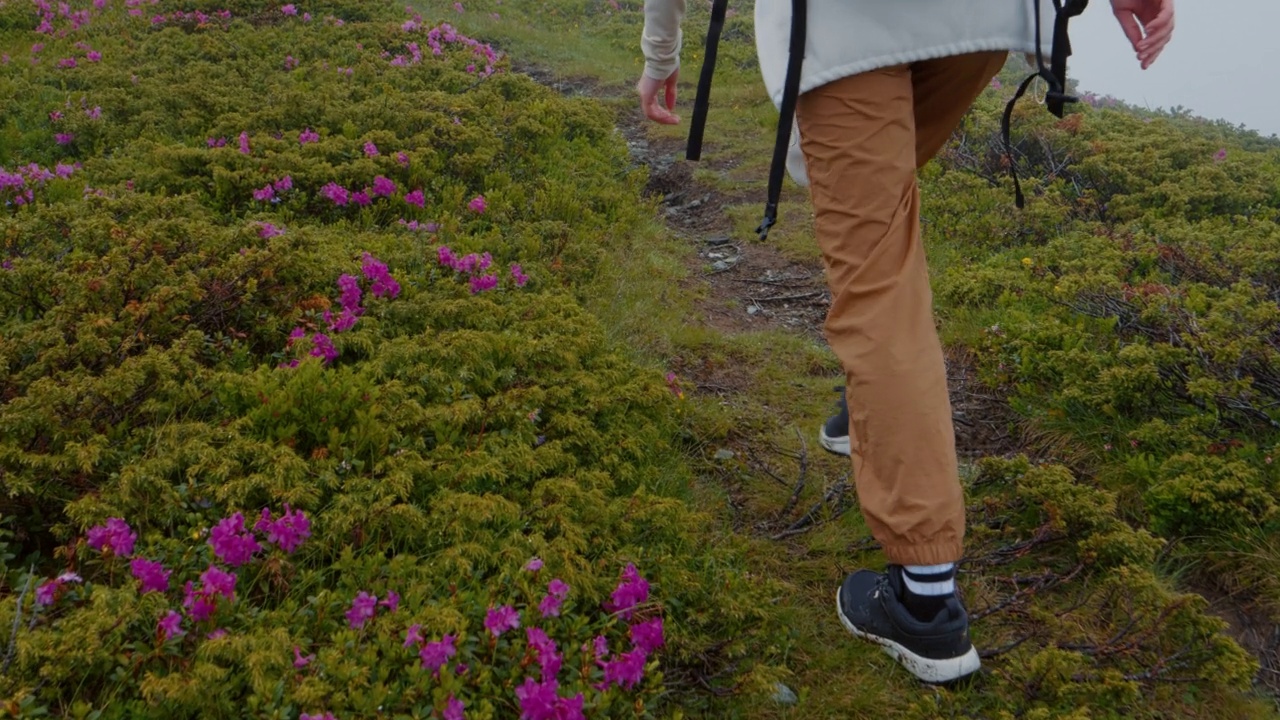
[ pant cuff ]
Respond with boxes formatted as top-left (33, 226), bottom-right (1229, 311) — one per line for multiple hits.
top-left (881, 541), bottom-right (964, 566)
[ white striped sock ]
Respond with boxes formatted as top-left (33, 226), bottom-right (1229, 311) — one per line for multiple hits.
top-left (902, 563), bottom-right (956, 596)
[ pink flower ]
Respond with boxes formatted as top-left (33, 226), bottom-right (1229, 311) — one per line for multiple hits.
top-left (273, 175), bottom-right (293, 192)
top-left (259, 222), bottom-right (285, 239)
top-left (321, 182), bottom-right (350, 206)
top-left (443, 696), bottom-right (465, 720)
top-left (511, 263), bottom-right (529, 287)
top-left (208, 512), bottom-right (261, 566)
top-left (293, 646), bottom-right (315, 668)
top-left (371, 175), bottom-right (396, 197)
top-left (281, 4), bottom-right (297, 15)
top-left (253, 184), bottom-right (275, 202)
top-left (253, 504), bottom-right (311, 553)
top-left (361, 253), bottom-right (400, 299)
top-left (403, 189), bottom-right (425, 207)
top-left (49, 110), bottom-right (62, 121)
top-left (404, 624), bottom-right (423, 647)
top-left (86, 517), bottom-right (136, 557)
top-left (630, 617), bottom-right (664, 653)
top-left (467, 195), bottom-right (486, 213)
top-left (85, 106), bottom-right (101, 119)
top-left (380, 591), bottom-right (400, 612)
top-left (483, 605), bottom-right (520, 637)
top-left (86, 51), bottom-right (101, 62)
top-left (539, 578), bottom-right (570, 618)
top-left (300, 714), bottom-right (337, 720)
top-left (600, 647), bottom-right (647, 690)
top-left (396, 151), bottom-right (410, 167)
top-left (1215, 148), bottom-right (1228, 162)
top-left (363, 141), bottom-right (378, 156)
top-left (35, 580), bottom-right (60, 606)
top-left (57, 57), bottom-right (76, 68)
top-left (604, 564), bottom-right (649, 619)
top-left (419, 634), bottom-right (457, 671)
top-left (346, 591), bottom-right (378, 629)
top-left (524, 557), bottom-right (543, 572)
top-left (55, 133), bottom-right (74, 145)
top-left (299, 128), bottom-right (320, 144)
top-left (158, 610), bottom-right (184, 641)
top-left (131, 557), bottom-right (171, 593)
top-left (469, 274), bottom-right (498, 294)
top-left (526, 627), bottom-right (562, 679)
top-left (309, 332), bottom-right (338, 363)
top-left (207, 628), bottom-right (228, 640)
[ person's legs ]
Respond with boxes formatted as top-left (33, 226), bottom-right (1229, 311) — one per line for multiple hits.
top-left (796, 51), bottom-right (1005, 683)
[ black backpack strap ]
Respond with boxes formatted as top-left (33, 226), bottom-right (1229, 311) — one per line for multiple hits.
top-left (686, 0), bottom-right (730, 161)
top-left (756, 0), bottom-right (807, 241)
top-left (1002, 0), bottom-right (1089, 208)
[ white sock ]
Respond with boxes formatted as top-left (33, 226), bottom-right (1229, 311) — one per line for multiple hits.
top-left (902, 563), bottom-right (957, 596)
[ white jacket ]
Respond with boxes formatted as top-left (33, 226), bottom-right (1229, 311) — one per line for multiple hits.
top-left (643, 0), bottom-right (1062, 185)
top-left (644, 0), bottom-right (1058, 104)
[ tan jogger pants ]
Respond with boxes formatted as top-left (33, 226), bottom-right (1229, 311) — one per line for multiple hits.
top-left (796, 51), bottom-right (1008, 566)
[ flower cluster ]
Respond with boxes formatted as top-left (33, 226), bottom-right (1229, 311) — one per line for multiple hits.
top-left (399, 14), bottom-right (501, 77)
top-left (148, 9), bottom-right (233, 27)
top-left (282, 254), bottom-right (400, 367)
top-left (209, 512), bottom-right (262, 566)
top-left (33, 0), bottom-right (95, 36)
top-left (253, 175), bottom-right (293, 203)
top-left (438, 246), bottom-right (530, 294)
top-left (87, 517), bottom-right (137, 556)
top-left (345, 590), bottom-right (399, 628)
top-left (2, 162), bottom-right (77, 207)
top-left (299, 127), bottom-right (321, 144)
top-left (35, 572), bottom-right (83, 607)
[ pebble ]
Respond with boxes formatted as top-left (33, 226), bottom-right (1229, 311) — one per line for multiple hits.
top-left (771, 682), bottom-right (799, 705)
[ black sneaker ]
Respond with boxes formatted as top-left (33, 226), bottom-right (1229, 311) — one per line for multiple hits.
top-left (819, 386), bottom-right (850, 456)
top-left (835, 568), bottom-right (980, 684)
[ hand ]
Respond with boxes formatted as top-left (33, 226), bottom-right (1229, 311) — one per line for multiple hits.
top-left (638, 69), bottom-right (679, 125)
top-left (1110, 0), bottom-right (1174, 69)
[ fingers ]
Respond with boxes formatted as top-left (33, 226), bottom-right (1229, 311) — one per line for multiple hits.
top-left (637, 73), bottom-right (680, 124)
top-left (1113, 8), bottom-right (1145, 51)
top-left (1137, 1), bottom-right (1174, 67)
top-left (664, 74), bottom-right (678, 113)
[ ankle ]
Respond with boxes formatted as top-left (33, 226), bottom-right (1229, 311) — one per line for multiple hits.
top-left (892, 563), bottom-right (957, 622)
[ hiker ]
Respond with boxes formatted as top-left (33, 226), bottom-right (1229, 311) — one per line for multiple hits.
top-left (638, 0), bottom-right (1174, 684)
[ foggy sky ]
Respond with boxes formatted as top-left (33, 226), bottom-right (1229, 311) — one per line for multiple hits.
top-left (1067, 1), bottom-right (1280, 137)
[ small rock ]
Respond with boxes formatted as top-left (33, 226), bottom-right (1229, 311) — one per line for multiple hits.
top-left (746, 305), bottom-right (761, 316)
top-left (686, 198), bottom-right (703, 209)
top-left (712, 260), bottom-right (731, 272)
top-left (713, 449), bottom-right (735, 461)
top-left (771, 682), bottom-right (799, 705)
top-left (705, 236), bottom-right (732, 246)
top-left (708, 252), bottom-right (725, 260)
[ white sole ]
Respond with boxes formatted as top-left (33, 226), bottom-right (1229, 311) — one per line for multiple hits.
top-left (835, 586), bottom-right (981, 685)
top-left (818, 427), bottom-right (850, 456)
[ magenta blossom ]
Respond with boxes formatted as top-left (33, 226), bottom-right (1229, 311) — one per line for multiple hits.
top-left (604, 563), bottom-right (649, 619)
top-left (299, 714), bottom-right (336, 720)
top-left (309, 332), bottom-right (338, 364)
top-left (419, 634), bottom-right (457, 672)
top-left (259, 222), bottom-right (285, 239)
top-left (371, 175), bottom-right (396, 197)
top-left (299, 128), bottom-right (320, 144)
top-left (469, 274), bottom-right (498, 294)
top-left (207, 628), bottom-right (228, 640)
top-left (524, 557), bottom-right (543, 572)
top-left (443, 696), bottom-right (465, 720)
top-left (468, 195), bottom-right (487, 213)
top-left (253, 504), bottom-right (311, 553)
top-left (396, 151), bottom-right (410, 166)
top-left (526, 627), bottom-right (563, 679)
top-left (539, 578), bottom-right (570, 618)
top-left (380, 591), bottom-right (400, 612)
top-left (131, 557), bottom-right (171, 594)
top-left (86, 517), bottom-right (136, 557)
top-left (320, 182), bottom-right (350, 206)
top-left (484, 605), bottom-right (520, 637)
top-left (600, 647), bottom-right (648, 690)
top-left (33, 573), bottom-right (79, 607)
top-left (294, 646), bottom-right (315, 668)
top-left (514, 677), bottom-right (583, 720)
top-left (208, 512), bottom-right (262, 566)
top-left (253, 184), bottom-right (275, 202)
top-left (363, 141), bottom-right (378, 156)
top-left (346, 591), bottom-right (378, 629)
top-left (158, 610), bottom-right (184, 641)
top-left (55, 133), bottom-right (75, 145)
top-left (630, 616), bottom-right (665, 654)
top-left (281, 4), bottom-right (297, 15)
top-left (238, 131), bottom-right (250, 155)
top-left (511, 263), bottom-right (530, 287)
top-left (404, 624), bottom-right (424, 647)
top-left (403, 189), bottom-right (425, 208)
top-left (361, 253), bottom-right (401, 299)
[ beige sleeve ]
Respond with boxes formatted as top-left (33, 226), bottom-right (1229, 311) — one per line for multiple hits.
top-left (642, 0), bottom-right (687, 81)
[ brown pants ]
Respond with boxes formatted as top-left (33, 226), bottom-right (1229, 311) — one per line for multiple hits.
top-left (796, 51), bottom-right (1007, 566)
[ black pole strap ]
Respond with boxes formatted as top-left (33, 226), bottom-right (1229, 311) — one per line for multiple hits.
top-left (686, 0), bottom-right (729, 162)
top-left (1002, 0), bottom-right (1088, 208)
top-left (756, 0), bottom-right (807, 241)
